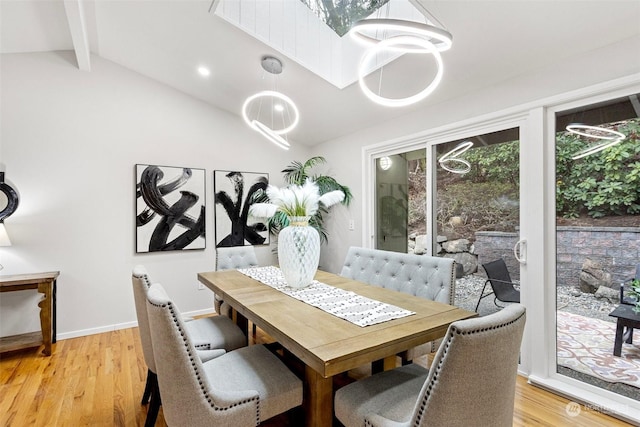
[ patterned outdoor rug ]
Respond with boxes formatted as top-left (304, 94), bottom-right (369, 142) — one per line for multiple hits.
top-left (557, 311), bottom-right (640, 388)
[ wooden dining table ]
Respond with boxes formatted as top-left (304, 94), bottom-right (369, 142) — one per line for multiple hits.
top-left (198, 268), bottom-right (476, 427)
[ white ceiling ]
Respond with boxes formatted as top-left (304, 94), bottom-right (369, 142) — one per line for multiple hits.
top-left (1, 0), bottom-right (639, 146)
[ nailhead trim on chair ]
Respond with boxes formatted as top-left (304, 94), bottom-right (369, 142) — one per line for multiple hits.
top-left (148, 299), bottom-right (261, 423)
top-left (410, 311), bottom-right (526, 427)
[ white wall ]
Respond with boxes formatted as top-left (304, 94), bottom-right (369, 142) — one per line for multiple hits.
top-left (2, 34), bottom-right (639, 340)
top-left (313, 35), bottom-right (640, 274)
top-left (0, 51), bottom-right (311, 338)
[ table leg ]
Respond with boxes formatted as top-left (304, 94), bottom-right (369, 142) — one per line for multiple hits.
top-left (304, 365), bottom-right (333, 427)
top-left (372, 355), bottom-right (398, 374)
top-left (52, 278), bottom-right (57, 343)
top-left (37, 281), bottom-right (53, 356)
top-left (613, 320), bottom-right (624, 357)
top-left (231, 309), bottom-right (249, 346)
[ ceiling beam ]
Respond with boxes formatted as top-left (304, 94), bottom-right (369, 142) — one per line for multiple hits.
top-left (63, 0), bottom-right (91, 71)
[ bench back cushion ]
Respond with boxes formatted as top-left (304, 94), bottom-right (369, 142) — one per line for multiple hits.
top-left (340, 246), bottom-right (455, 305)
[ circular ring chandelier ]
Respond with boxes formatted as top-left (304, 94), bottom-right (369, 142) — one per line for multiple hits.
top-left (350, 19), bottom-right (453, 53)
top-left (241, 90), bottom-right (300, 135)
top-left (438, 141), bottom-right (474, 174)
top-left (251, 120), bottom-right (291, 150)
top-left (566, 124), bottom-right (625, 160)
top-left (566, 124), bottom-right (625, 140)
top-left (358, 36), bottom-right (443, 108)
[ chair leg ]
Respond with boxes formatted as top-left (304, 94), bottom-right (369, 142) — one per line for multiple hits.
top-left (623, 327), bottom-right (634, 344)
top-left (145, 374), bottom-right (161, 427)
top-left (474, 281), bottom-right (492, 312)
top-left (141, 369), bottom-right (154, 405)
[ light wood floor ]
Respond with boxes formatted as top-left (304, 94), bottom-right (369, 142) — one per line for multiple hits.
top-left (0, 324), bottom-right (633, 427)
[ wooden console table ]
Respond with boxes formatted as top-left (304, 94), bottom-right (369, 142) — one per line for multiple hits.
top-left (0, 271), bottom-right (59, 356)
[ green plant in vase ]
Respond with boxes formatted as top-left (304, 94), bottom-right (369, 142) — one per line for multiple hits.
top-left (628, 278), bottom-right (640, 314)
top-left (249, 180), bottom-right (345, 288)
top-left (267, 156), bottom-right (352, 244)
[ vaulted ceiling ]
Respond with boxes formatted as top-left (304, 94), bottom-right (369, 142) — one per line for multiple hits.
top-left (2, 0), bottom-right (639, 146)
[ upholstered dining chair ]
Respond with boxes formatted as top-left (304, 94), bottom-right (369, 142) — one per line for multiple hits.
top-left (131, 266), bottom-right (247, 427)
top-left (146, 282), bottom-right (303, 426)
top-left (340, 246), bottom-right (456, 365)
top-left (334, 304), bottom-right (526, 427)
top-left (215, 245), bottom-right (260, 328)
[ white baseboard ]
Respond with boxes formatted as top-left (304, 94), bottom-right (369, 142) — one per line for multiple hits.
top-left (56, 308), bottom-right (216, 341)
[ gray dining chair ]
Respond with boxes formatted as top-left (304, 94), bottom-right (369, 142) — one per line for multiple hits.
top-left (334, 304), bottom-right (526, 427)
top-left (340, 246), bottom-right (456, 366)
top-left (131, 266), bottom-right (247, 426)
top-left (216, 245), bottom-right (260, 329)
top-left (146, 282), bottom-right (303, 426)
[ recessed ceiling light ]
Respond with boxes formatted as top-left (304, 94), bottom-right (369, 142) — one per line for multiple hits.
top-left (274, 103), bottom-right (284, 112)
top-left (197, 66), bottom-right (211, 77)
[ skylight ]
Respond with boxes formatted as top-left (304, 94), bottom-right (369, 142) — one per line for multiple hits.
top-left (298, 0), bottom-right (391, 37)
top-left (212, 0), bottom-right (425, 88)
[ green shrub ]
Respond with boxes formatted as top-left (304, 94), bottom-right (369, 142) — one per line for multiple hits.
top-left (556, 119), bottom-right (640, 218)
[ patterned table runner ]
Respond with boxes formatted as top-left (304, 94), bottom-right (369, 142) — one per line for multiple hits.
top-left (237, 266), bottom-right (415, 327)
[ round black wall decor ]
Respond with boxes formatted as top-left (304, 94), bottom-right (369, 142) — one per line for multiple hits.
top-left (0, 172), bottom-right (19, 221)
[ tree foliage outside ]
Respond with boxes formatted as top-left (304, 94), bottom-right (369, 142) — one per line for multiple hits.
top-left (556, 119), bottom-right (640, 219)
top-left (299, 0), bottom-right (390, 36)
top-left (430, 117), bottom-right (639, 243)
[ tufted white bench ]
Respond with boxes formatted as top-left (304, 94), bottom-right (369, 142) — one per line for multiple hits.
top-left (340, 246), bottom-right (456, 363)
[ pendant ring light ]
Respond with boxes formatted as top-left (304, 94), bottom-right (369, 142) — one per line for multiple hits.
top-left (358, 36), bottom-right (443, 108)
top-left (241, 90), bottom-right (300, 135)
top-left (350, 19), bottom-right (453, 53)
top-left (566, 124), bottom-right (625, 141)
top-left (438, 141), bottom-right (474, 174)
top-left (251, 119), bottom-right (291, 150)
top-left (566, 124), bottom-right (625, 160)
top-left (241, 56), bottom-right (299, 150)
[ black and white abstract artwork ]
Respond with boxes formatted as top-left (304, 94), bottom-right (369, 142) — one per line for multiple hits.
top-left (214, 170), bottom-right (269, 247)
top-left (136, 164), bottom-right (206, 253)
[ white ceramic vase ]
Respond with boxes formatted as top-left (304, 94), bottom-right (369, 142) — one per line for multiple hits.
top-left (278, 216), bottom-right (320, 288)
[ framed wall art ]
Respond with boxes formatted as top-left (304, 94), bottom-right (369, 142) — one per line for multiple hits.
top-left (214, 170), bottom-right (269, 247)
top-left (136, 164), bottom-right (206, 253)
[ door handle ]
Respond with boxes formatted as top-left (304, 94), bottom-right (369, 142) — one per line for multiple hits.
top-left (514, 239), bottom-right (526, 264)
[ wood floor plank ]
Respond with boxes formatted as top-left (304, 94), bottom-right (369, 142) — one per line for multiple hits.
top-left (0, 322), bottom-right (634, 426)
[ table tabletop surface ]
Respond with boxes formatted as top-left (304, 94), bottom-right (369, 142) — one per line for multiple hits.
top-left (0, 271), bottom-right (60, 287)
top-left (610, 303), bottom-right (640, 321)
top-left (198, 268), bottom-right (476, 378)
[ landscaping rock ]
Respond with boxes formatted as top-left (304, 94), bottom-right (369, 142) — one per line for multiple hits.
top-left (569, 288), bottom-right (582, 297)
top-left (414, 235), bottom-right (428, 255)
top-left (449, 216), bottom-right (464, 227)
top-left (444, 252), bottom-right (478, 276)
top-left (442, 238), bottom-right (470, 253)
top-left (579, 258), bottom-right (612, 293)
top-left (594, 285), bottom-right (619, 304)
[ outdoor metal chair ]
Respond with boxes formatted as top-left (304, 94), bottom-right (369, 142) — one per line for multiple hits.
top-left (475, 258), bottom-right (520, 312)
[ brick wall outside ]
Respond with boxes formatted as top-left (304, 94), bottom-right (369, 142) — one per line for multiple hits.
top-left (474, 231), bottom-right (521, 280)
top-left (555, 226), bottom-right (640, 288)
top-left (474, 227), bottom-right (640, 287)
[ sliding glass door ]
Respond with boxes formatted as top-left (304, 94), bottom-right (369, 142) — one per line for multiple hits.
top-left (365, 80), bottom-right (640, 423)
top-left (370, 124), bottom-right (524, 317)
top-left (554, 93), bottom-right (640, 401)
top-left (433, 128), bottom-right (521, 315)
